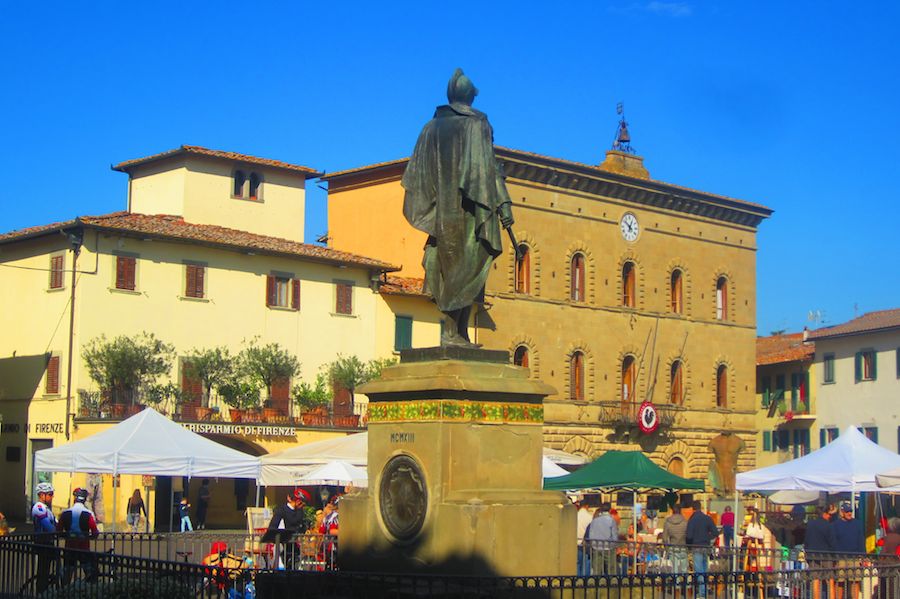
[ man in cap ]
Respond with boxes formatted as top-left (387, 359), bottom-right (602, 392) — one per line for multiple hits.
top-left (31, 482), bottom-right (57, 592)
top-left (402, 68), bottom-right (515, 347)
top-left (265, 488), bottom-right (311, 569)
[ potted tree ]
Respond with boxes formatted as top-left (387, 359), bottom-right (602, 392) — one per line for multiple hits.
top-left (77, 390), bottom-right (101, 419)
top-left (82, 332), bottom-right (174, 419)
top-left (216, 377), bottom-right (261, 423)
top-left (142, 382), bottom-right (183, 417)
top-left (238, 340), bottom-right (300, 421)
top-left (326, 356), bottom-right (396, 428)
top-left (183, 347), bottom-right (233, 421)
top-left (292, 373), bottom-right (331, 426)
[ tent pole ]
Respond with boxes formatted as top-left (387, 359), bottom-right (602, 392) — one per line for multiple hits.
top-left (256, 483), bottom-right (261, 508)
top-left (169, 481), bottom-right (174, 533)
top-left (732, 490), bottom-right (739, 579)
top-left (633, 490), bottom-right (638, 573)
top-left (111, 476), bottom-right (117, 533)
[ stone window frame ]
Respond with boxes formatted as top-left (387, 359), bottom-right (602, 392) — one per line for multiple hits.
top-left (712, 270), bottom-right (735, 322)
top-left (713, 358), bottom-right (732, 409)
top-left (666, 356), bottom-right (691, 406)
top-left (617, 252), bottom-right (644, 310)
top-left (564, 343), bottom-right (594, 403)
top-left (506, 232), bottom-right (541, 296)
top-left (509, 336), bottom-right (539, 378)
top-left (565, 243), bottom-right (595, 304)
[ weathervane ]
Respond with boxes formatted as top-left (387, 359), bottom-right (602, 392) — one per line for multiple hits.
top-left (612, 102), bottom-right (635, 154)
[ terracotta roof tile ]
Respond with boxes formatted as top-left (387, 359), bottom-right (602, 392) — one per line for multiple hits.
top-left (379, 276), bottom-right (426, 297)
top-left (113, 145), bottom-right (320, 176)
top-left (0, 212), bottom-right (397, 271)
top-left (808, 308), bottom-right (900, 340)
top-left (756, 332), bottom-right (815, 366)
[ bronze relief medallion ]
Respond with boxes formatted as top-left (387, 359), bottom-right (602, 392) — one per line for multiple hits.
top-left (378, 454), bottom-right (427, 541)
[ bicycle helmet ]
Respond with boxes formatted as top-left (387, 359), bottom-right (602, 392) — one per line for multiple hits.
top-left (35, 482), bottom-right (54, 495)
top-left (291, 488), bottom-right (311, 503)
top-left (73, 487), bottom-right (89, 502)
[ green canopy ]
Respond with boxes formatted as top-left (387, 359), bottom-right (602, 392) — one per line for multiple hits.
top-left (543, 450), bottom-right (705, 491)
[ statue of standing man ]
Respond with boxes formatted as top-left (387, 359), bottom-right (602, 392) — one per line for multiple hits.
top-left (402, 69), bottom-right (515, 347)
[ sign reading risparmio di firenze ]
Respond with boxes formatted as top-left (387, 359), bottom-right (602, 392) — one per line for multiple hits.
top-left (181, 422), bottom-right (296, 438)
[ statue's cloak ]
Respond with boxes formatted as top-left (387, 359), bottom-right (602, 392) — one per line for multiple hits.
top-left (402, 103), bottom-right (509, 312)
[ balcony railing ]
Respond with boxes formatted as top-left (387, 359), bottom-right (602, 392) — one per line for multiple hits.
top-left (596, 400), bottom-right (685, 431)
top-left (75, 389), bottom-right (367, 430)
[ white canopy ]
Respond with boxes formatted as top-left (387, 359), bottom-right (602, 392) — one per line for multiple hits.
top-left (260, 431), bottom-right (586, 486)
top-left (296, 460), bottom-right (368, 487)
top-left (35, 408), bottom-right (260, 479)
top-left (542, 456), bottom-right (569, 478)
top-left (876, 467), bottom-right (900, 489)
top-left (736, 425), bottom-right (900, 492)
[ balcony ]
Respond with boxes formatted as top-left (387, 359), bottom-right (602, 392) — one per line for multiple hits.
top-left (74, 389), bottom-right (368, 430)
top-left (765, 390), bottom-right (813, 421)
top-left (596, 400), bottom-right (686, 433)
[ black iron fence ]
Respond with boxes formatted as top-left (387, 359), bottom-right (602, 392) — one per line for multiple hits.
top-left (4, 534), bottom-right (900, 599)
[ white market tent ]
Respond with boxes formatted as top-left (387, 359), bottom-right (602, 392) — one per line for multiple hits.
top-left (296, 460), bottom-right (368, 487)
top-left (542, 456), bottom-right (569, 478)
top-left (260, 431), bottom-right (586, 486)
top-left (737, 425), bottom-right (900, 492)
top-left (35, 408), bottom-right (261, 479)
top-left (876, 468), bottom-right (900, 489)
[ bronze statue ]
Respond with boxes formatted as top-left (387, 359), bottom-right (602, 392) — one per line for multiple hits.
top-left (402, 69), bottom-right (515, 347)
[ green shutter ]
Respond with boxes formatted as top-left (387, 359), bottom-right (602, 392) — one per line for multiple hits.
top-left (761, 377), bottom-right (771, 407)
top-left (791, 373), bottom-right (799, 401)
top-left (820, 428), bottom-right (826, 448)
top-left (394, 316), bottom-right (413, 351)
top-left (872, 352), bottom-right (878, 380)
top-left (870, 427), bottom-right (879, 444)
top-left (855, 352), bottom-right (862, 382)
top-left (763, 431), bottom-right (772, 452)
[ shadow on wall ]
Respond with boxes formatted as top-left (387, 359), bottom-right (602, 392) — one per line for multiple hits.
top-left (0, 354), bottom-right (48, 401)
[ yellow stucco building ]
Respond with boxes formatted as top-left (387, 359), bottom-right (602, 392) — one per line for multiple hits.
top-left (323, 144), bottom-right (773, 496)
top-left (0, 146), bottom-right (447, 528)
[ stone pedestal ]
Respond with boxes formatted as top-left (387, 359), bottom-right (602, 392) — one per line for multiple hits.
top-left (340, 347), bottom-right (575, 576)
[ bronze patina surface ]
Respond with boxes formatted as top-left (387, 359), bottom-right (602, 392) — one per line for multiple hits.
top-left (402, 69), bottom-right (514, 347)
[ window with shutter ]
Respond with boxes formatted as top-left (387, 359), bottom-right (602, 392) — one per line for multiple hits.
top-left (335, 282), bottom-right (353, 315)
top-left (622, 356), bottom-right (636, 403)
top-left (716, 364), bottom-right (728, 408)
top-left (760, 376), bottom-right (771, 407)
top-left (513, 345), bottom-right (529, 368)
top-left (185, 264), bottom-right (205, 299)
top-left (622, 262), bottom-right (636, 307)
top-left (266, 275), bottom-right (292, 308)
top-left (865, 426), bottom-right (879, 443)
top-left (569, 351), bottom-right (584, 402)
top-left (823, 354), bottom-right (835, 383)
top-left (394, 316), bottom-right (413, 351)
top-left (670, 360), bottom-right (684, 405)
top-left (716, 276), bottom-right (729, 320)
top-left (570, 253), bottom-right (585, 302)
top-left (115, 256), bottom-right (136, 291)
top-left (763, 431), bottom-right (772, 452)
top-left (670, 269), bottom-right (683, 314)
top-left (515, 245), bottom-right (530, 294)
top-left (45, 355), bottom-right (60, 395)
top-left (291, 279), bottom-right (300, 310)
top-left (819, 428), bottom-right (826, 449)
top-left (857, 349), bottom-right (877, 381)
top-left (49, 255), bottom-right (64, 290)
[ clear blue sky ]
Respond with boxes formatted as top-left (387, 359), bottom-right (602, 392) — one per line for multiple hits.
top-left (2, 1), bottom-right (897, 335)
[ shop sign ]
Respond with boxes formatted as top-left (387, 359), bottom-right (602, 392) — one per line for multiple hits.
top-left (1, 422), bottom-right (65, 435)
top-left (181, 422), bottom-right (296, 438)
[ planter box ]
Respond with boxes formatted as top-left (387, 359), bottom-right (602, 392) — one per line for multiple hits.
top-left (301, 413), bottom-right (329, 427)
top-left (333, 414), bottom-right (360, 428)
top-left (229, 409), bottom-right (245, 423)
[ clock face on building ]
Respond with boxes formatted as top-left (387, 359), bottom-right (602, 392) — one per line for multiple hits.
top-left (620, 213), bottom-right (640, 242)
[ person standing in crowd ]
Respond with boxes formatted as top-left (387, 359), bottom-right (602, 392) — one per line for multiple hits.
top-left (721, 506), bottom-right (736, 548)
top-left (319, 495), bottom-right (340, 570)
top-left (576, 498), bottom-right (594, 576)
top-left (686, 500), bottom-right (718, 599)
top-left (266, 488), bottom-right (311, 569)
top-left (179, 496), bottom-right (193, 532)
top-left (57, 488), bottom-right (100, 582)
top-left (834, 502), bottom-right (865, 599)
top-left (196, 479), bottom-right (211, 530)
top-left (878, 517), bottom-right (900, 599)
top-left (586, 502), bottom-right (619, 575)
top-left (126, 489), bottom-right (147, 533)
top-left (32, 482), bottom-right (57, 593)
top-left (806, 505), bottom-right (837, 599)
top-left (663, 505), bottom-right (689, 572)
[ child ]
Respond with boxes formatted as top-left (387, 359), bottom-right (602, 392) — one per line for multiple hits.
top-left (179, 497), bottom-right (193, 532)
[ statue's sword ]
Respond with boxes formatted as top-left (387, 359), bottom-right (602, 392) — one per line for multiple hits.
top-left (506, 226), bottom-right (522, 260)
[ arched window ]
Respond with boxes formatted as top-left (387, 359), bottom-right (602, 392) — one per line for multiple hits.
top-left (570, 253), bottom-right (585, 302)
top-left (513, 345), bottom-right (530, 368)
top-left (233, 171), bottom-right (246, 198)
top-left (667, 457), bottom-right (685, 478)
top-left (622, 261), bottom-right (636, 307)
top-left (716, 276), bottom-right (728, 320)
top-left (515, 245), bottom-right (530, 294)
top-left (249, 173), bottom-right (261, 200)
top-left (570, 351), bottom-right (585, 402)
top-left (716, 364), bottom-right (728, 408)
top-left (670, 269), bottom-right (683, 314)
top-left (670, 360), bottom-right (684, 405)
top-left (622, 355), bottom-right (636, 403)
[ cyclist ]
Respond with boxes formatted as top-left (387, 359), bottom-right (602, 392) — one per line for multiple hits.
top-left (32, 482), bottom-right (58, 593)
top-left (264, 488), bottom-right (311, 569)
top-left (57, 487), bottom-right (100, 582)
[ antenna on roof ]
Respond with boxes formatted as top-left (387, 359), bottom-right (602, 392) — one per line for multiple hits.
top-left (807, 310), bottom-right (825, 325)
top-left (612, 102), bottom-right (635, 154)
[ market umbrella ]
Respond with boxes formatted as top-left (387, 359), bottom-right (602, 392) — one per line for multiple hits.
top-left (296, 460), bottom-right (368, 487)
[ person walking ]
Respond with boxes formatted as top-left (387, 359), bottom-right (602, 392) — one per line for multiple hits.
top-left (265, 488), bottom-right (311, 569)
top-left (686, 500), bottom-right (718, 599)
top-left (126, 490), bottom-right (147, 533)
top-left (585, 502), bottom-right (619, 575)
top-left (179, 496), bottom-right (193, 532)
top-left (662, 505), bottom-right (689, 572)
top-left (721, 506), bottom-right (736, 548)
top-left (196, 479), bottom-right (211, 530)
